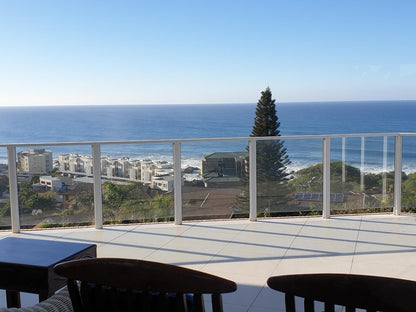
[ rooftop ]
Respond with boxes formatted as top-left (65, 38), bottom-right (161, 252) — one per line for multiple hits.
top-left (1, 213), bottom-right (415, 311)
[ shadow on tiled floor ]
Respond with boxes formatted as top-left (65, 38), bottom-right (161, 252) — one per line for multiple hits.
top-left (1, 214), bottom-right (415, 311)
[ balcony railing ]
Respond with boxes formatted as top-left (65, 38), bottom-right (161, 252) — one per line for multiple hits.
top-left (1, 133), bottom-right (415, 233)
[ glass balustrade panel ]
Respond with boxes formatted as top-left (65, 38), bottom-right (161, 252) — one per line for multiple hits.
top-left (14, 145), bottom-right (94, 229)
top-left (402, 136), bottom-right (416, 213)
top-left (100, 143), bottom-right (174, 224)
top-left (0, 147), bottom-right (11, 230)
top-left (259, 138), bottom-right (323, 217)
top-left (181, 140), bottom-right (248, 220)
top-left (330, 136), bottom-right (395, 215)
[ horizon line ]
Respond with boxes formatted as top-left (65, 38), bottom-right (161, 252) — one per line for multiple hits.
top-left (0, 99), bottom-right (416, 108)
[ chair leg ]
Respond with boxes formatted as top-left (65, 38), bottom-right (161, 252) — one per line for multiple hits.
top-left (324, 302), bottom-right (335, 312)
top-left (6, 290), bottom-right (21, 308)
top-left (285, 293), bottom-right (296, 312)
top-left (304, 298), bottom-right (314, 312)
top-left (211, 294), bottom-right (223, 312)
top-left (194, 293), bottom-right (205, 312)
top-left (176, 293), bottom-right (188, 312)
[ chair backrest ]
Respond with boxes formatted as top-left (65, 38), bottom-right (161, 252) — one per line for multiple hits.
top-left (267, 273), bottom-right (416, 312)
top-left (54, 258), bottom-right (236, 312)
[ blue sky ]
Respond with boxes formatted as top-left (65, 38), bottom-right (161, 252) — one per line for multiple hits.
top-left (0, 0), bottom-right (415, 106)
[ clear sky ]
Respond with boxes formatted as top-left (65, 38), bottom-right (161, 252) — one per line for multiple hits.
top-left (0, 0), bottom-right (415, 106)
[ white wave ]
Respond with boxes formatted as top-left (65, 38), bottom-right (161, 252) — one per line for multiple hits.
top-left (183, 173), bottom-right (202, 181)
top-left (181, 158), bottom-right (201, 169)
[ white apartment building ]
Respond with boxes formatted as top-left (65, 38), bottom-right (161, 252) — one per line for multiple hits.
top-left (129, 165), bottom-right (141, 181)
top-left (18, 148), bottom-right (53, 174)
top-left (59, 154), bottom-right (93, 175)
top-left (107, 158), bottom-right (132, 178)
top-left (58, 155), bottom-right (179, 192)
top-left (140, 160), bottom-right (154, 183)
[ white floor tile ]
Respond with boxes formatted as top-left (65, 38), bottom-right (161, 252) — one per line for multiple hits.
top-left (1, 214), bottom-right (415, 311)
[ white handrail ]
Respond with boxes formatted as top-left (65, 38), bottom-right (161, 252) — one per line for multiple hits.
top-left (1, 132), bottom-right (416, 148)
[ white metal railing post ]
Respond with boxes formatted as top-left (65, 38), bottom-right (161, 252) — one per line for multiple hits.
top-left (394, 135), bottom-right (403, 215)
top-left (92, 143), bottom-right (103, 229)
top-left (360, 137), bottom-right (365, 192)
top-left (7, 146), bottom-right (20, 233)
top-left (382, 136), bottom-right (388, 201)
top-left (173, 141), bottom-right (182, 225)
top-left (322, 137), bottom-right (331, 219)
top-left (342, 137), bottom-right (346, 183)
top-left (249, 139), bottom-right (257, 221)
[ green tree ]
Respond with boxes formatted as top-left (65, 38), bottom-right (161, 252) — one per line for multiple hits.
top-left (27, 192), bottom-right (57, 211)
top-left (252, 87), bottom-right (291, 180)
top-left (18, 183), bottom-right (36, 210)
top-left (103, 183), bottom-right (127, 211)
top-left (0, 175), bottom-right (8, 195)
top-left (402, 172), bottom-right (416, 209)
top-left (0, 201), bottom-right (10, 217)
top-left (238, 87), bottom-right (292, 214)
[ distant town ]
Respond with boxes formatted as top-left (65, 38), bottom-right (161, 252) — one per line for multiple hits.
top-left (1, 147), bottom-right (408, 229)
top-left (0, 148), bottom-right (249, 226)
top-left (13, 148), bottom-right (248, 193)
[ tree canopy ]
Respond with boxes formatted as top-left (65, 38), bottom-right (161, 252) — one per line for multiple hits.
top-left (253, 87), bottom-right (291, 183)
top-left (237, 87), bottom-right (293, 214)
top-left (252, 87), bottom-right (281, 137)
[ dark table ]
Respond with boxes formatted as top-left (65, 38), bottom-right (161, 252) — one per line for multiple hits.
top-left (0, 237), bottom-right (96, 308)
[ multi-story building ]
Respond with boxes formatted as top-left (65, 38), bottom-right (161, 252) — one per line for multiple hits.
top-left (107, 158), bottom-right (132, 178)
top-left (140, 160), bottom-right (154, 183)
top-left (59, 154), bottom-right (93, 175)
top-left (18, 148), bottom-right (53, 174)
top-left (58, 155), bottom-right (179, 191)
top-left (128, 165), bottom-right (141, 181)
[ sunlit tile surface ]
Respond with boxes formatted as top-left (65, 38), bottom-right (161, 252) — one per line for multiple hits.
top-left (1, 214), bottom-right (415, 311)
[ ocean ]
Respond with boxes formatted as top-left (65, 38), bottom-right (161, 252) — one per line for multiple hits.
top-left (1, 100), bottom-right (416, 173)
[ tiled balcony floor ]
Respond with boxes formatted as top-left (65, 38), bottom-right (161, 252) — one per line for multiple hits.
top-left (1, 214), bottom-right (416, 311)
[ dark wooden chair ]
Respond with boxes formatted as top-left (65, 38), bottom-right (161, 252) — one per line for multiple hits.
top-left (267, 273), bottom-right (416, 312)
top-left (54, 258), bottom-right (237, 312)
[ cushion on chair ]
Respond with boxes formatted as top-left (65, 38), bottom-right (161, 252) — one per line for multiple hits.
top-left (0, 289), bottom-right (73, 312)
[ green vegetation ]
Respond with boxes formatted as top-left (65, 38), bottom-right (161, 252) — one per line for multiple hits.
top-left (0, 175), bottom-right (8, 195)
top-left (0, 174), bottom-right (175, 226)
top-left (252, 87), bottom-right (291, 183)
top-left (290, 162), bottom-right (361, 193)
top-left (288, 161), bottom-right (406, 213)
top-left (18, 177), bottom-right (57, 213)
top-left (102, 182), bottom-right (173, 223)
top-left (402, 173), bottom-right (416, 210)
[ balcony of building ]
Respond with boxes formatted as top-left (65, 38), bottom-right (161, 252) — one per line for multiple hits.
top-left (0, 133), bottom-right (415, 310)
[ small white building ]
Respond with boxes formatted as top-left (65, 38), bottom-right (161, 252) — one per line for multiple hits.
top-left (151, 175), bottom-right (174, 192)
top-left (39, 176), bottom-right (63, 192)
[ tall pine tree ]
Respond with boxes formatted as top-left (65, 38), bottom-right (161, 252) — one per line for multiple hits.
top-left (238, 87), bottom-right (292, 215)
top-left (252, 87), bottom-right (291, 184)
